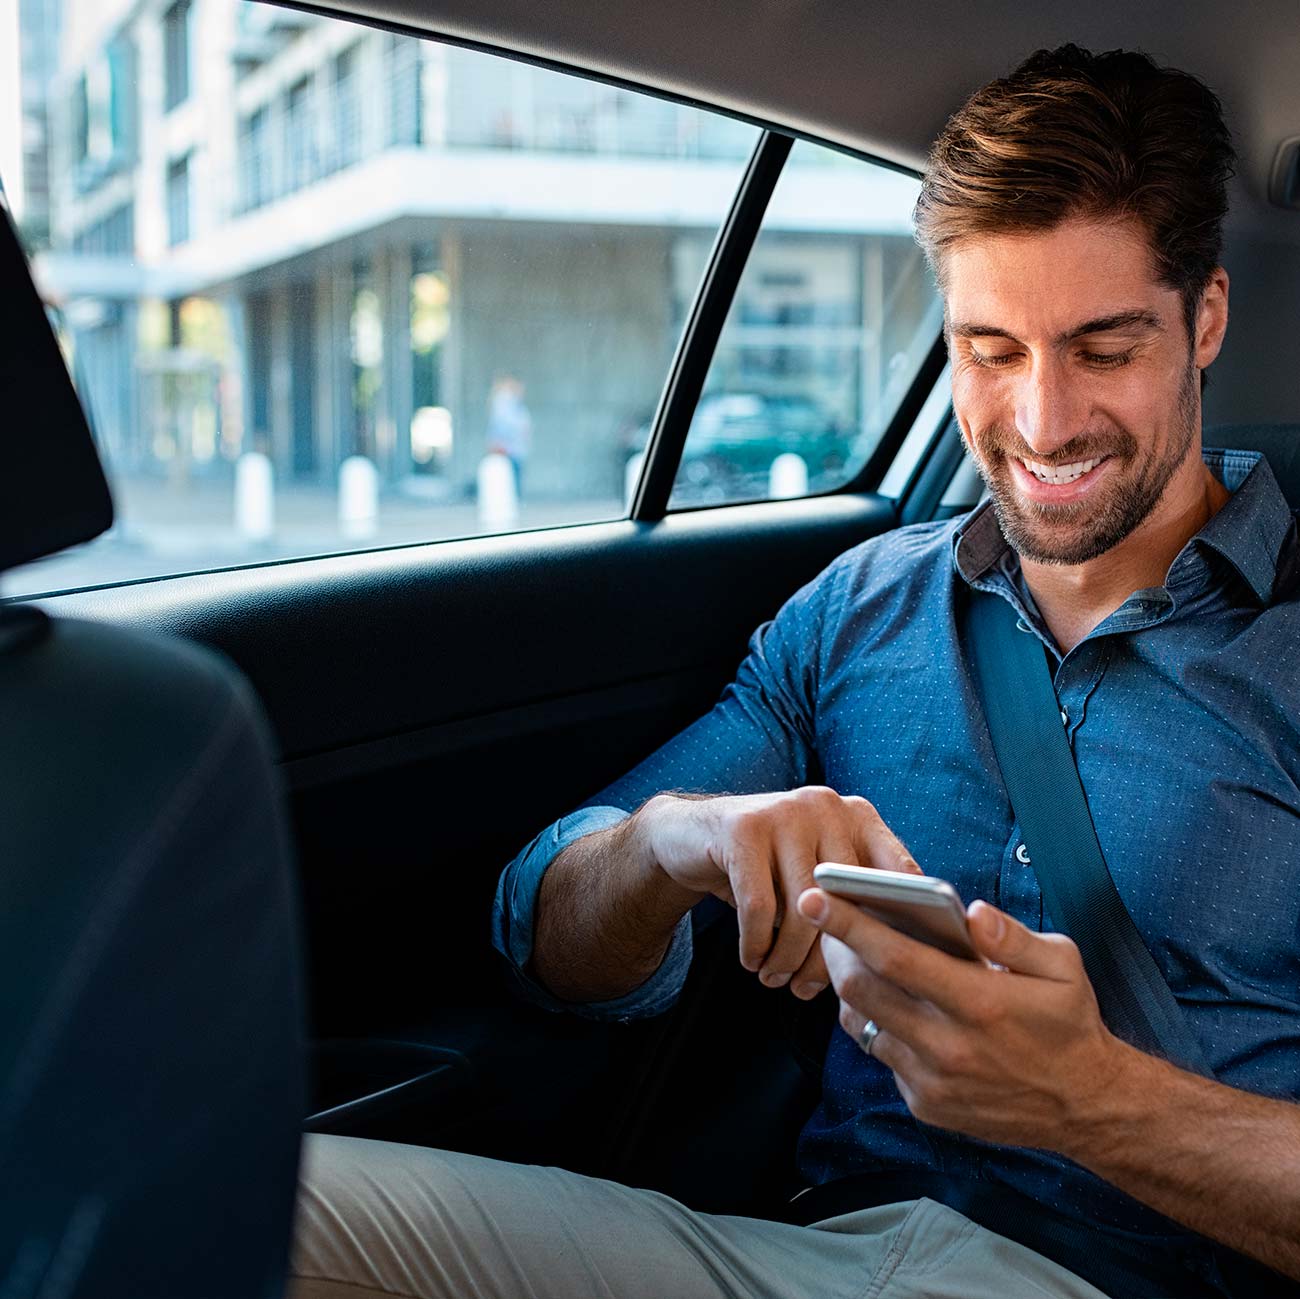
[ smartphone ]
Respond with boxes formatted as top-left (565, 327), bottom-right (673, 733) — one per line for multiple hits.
top-left (812, 863), bottom-right (981, 962)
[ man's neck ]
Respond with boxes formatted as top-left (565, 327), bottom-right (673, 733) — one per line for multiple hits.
top-left (1020, 456), bottom-right (1231, 655)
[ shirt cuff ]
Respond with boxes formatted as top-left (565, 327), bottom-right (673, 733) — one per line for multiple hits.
top-left (491, 805), bottom-right (693, 1022)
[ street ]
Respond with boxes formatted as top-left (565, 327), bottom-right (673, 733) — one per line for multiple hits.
top-left (7, 472), bottom-right (625, 598)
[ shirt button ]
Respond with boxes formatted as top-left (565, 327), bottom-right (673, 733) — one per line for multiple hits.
top-left (1060, 708), bottom-right (1069, 726)
top-left (1015, 843), bottom-right (1031, 865)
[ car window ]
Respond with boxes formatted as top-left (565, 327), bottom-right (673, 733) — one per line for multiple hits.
top-left (4, 2), bottom-right (759, 597)
top-left (667, 140), bottom-right (942, 508)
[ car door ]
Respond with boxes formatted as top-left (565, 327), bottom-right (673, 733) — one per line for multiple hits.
top-left (9, 1), bottom-right (954, 1215)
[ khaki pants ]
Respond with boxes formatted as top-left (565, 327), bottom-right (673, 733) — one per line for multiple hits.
top-left (289, 1134), bottom-right (1109, 1299)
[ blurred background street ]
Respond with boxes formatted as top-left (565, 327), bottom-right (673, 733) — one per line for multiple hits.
top-left (9, 474), bottom-right (623, 594)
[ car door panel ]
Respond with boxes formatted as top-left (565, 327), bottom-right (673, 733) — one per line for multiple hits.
top-left (39, 494), bottom-right (896, 1024)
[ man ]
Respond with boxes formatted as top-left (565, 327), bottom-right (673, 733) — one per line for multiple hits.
top-left (291, 46), bottom-right (1300, 1298)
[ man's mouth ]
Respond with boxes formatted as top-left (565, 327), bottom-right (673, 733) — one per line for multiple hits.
top-left (1017, 454), bottom-right (1107, 485)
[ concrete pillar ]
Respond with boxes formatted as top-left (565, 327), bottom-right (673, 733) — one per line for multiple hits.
top-left (269, 288), bottom-right (293, 475)
top-left (384, 243), bottom-right (415, 481)
top-left (313, 265), bottom-right (338, 479)
top-left (440, 229), bottom-right (465, 486)
top-left (222, 291), bottom-right (249, 460)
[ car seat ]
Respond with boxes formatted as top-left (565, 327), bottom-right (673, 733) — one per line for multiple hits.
top-left (0, 206), bottom-right (305, 1296)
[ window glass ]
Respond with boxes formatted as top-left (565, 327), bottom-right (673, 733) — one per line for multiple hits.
top-left (166, 153), bottom-right (190, 246)
top-left (668, 140), bottom-right (942, 508)
top-left (5, 2), bottom-right (759, 597)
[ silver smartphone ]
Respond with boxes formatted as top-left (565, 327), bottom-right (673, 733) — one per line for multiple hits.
top-left (812, 863), bottom-right (981, 962)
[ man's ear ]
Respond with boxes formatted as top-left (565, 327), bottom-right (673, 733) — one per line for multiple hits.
top-left (1194, 267), bottom-right (1230, 370)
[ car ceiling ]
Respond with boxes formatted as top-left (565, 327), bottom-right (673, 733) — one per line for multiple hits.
top-left (295, 0), bottom-right (1300, 245)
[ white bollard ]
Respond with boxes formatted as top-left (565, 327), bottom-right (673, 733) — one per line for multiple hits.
top-left (339, 455), bottom-right (379, 540)
top-left (769, 452), bottom-right (809, 500)
top-left (235, 451), bottom-right (275, 541)
top-left (478, 452), bottom-right (519, 530)
top-left (623, 451), bottom-right (645, 510)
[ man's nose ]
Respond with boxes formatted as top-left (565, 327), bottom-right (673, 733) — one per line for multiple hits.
top-left (1014, 358), bottom-right (1088, 456)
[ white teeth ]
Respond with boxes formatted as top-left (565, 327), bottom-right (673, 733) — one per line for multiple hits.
top-left (1021, 455), bottom-right (1104, 485)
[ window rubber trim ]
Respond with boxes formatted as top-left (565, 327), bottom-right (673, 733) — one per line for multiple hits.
top-left (630, 130), bottom-right (793, 522)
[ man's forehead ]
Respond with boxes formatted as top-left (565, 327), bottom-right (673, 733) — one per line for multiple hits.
top-left (941, 217), bottom-right (1179, 338)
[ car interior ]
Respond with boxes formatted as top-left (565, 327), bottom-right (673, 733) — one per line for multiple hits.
top-left (5, 0), bottom-right (1300, 1287)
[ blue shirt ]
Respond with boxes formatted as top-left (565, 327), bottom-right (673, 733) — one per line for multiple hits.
top-left (492, 447), bottom-right (1300, 1239)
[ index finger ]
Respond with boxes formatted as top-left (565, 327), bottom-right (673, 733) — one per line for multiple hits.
top-left (797, 887), bottom-right (987, 1017)
top-left (845, 798), bottom-right (922, 875)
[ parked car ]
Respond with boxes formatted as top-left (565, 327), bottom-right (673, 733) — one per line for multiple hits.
top-left (627, 391), bottom-right (851, 502)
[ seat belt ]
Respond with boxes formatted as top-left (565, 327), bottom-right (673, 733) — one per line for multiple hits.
top-left (962, 586), bottom-right (1214, 1077)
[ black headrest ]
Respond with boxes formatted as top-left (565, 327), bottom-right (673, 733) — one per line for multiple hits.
top-left (0, 203), bottom-right (113, 576)
top-left (1205, 425), bottom-right (1300, 511)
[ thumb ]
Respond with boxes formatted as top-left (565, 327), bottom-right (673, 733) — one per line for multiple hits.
top-left (967, 900), bottom-right (1079, 979)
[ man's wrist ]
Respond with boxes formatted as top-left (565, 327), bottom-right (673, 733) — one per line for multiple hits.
top-left (624, 794), bottom-right (708, 915)
top-left (1056, 1034), bottom-right (1171, 1166)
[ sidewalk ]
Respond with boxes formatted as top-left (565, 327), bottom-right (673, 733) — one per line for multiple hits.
top-left (8, 472), bottom-right (625, 598)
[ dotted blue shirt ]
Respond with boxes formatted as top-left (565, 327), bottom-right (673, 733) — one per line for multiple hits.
top-left (492, 447), bottom-right (1300, 1240)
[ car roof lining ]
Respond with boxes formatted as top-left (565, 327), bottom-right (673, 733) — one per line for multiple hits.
top-left (281, 0), bottom-right (1300, 245)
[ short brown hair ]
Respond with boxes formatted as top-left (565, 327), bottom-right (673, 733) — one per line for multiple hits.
top-left (914, 45), bottom-right (1235, 346)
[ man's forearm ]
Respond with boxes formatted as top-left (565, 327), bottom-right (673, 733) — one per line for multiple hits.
top-left (531, 800), bottom-right (701, 1003)
top-left (1064, 1042), bottom-right (1300, 1279)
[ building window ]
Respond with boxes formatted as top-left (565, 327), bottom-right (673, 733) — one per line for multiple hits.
top-left (71, 202), bottom-right (135, 257)
top-left (385, 34), bottom-right (421, 147)
top-left (284, 77), bottom-right (314, 193)
top-left (238, 107), bottom-right (271, 211)
top-left (167, 154), bottom-right (191, 246)
top-left (71, 31), bottom-right (136, 188)
top-left (332, 46), bottom-right (361, 171)
top-left (163, 0), bottom-right (192, 112)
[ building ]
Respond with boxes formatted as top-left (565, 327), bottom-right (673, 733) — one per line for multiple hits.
top-left (33, 0), bottom-right (934, 503)
top-left (13, 0), bottom-right (62, 247)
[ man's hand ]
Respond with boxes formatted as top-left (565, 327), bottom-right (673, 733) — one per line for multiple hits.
top-left (637, 788), bottom-right (919, 1001)
top-left (796, 887), bottom-right (1126, 1149)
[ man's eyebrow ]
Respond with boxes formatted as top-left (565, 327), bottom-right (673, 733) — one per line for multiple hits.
top-left (947, 309), bottom-right (1165, 345)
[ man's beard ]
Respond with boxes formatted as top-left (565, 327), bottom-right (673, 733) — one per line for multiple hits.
top-left (966, 362), bottom-right (1200, 566)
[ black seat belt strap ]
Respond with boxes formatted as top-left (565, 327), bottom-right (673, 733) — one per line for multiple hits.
top-left (962, 586), bottom-right (1213, 1076)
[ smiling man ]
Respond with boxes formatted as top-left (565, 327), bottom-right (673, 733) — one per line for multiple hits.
top-left (291, 46), bottom-right (1300, 1299)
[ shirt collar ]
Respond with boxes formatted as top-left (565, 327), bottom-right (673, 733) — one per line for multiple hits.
top-left (952, 447), bottom-right (1295, 605)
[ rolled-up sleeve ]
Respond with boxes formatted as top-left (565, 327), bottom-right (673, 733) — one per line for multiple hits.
top-left (491, 554), bottom-right (841, 1021)
top-left (490, 806), bottom-right (693, 1020)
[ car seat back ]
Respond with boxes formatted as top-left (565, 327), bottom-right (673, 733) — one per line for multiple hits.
top-left (0, 202), bottom-right (305, 1298)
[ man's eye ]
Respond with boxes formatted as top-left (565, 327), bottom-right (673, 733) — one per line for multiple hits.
top-left (969, 350), bottom-right (1018, 369)
top-left (1080, 350), bottom-right (1133, 369)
